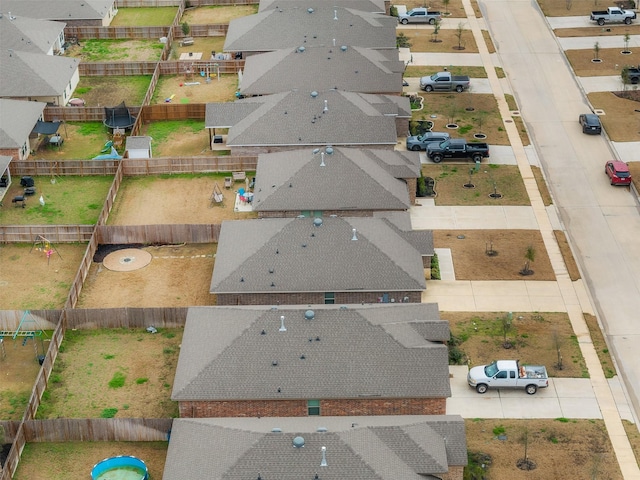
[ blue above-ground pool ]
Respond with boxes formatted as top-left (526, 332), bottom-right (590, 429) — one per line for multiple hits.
top-left (91, 455), bottom-right (149, 480)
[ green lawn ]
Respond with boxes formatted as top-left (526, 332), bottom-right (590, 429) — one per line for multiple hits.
top-left (74, 75), bottom-right (152, 107)
top-left (110, 7), bottom-right (177, 26)
top-left (72, 39), bottom-right (164, 62)
top-left (0, 176), bottom-right (113, 225)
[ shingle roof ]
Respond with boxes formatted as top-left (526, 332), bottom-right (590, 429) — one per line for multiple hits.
top-left (252, 148), bottom-right (418, 212)
top-left (1, 50), bottom-right (78, 97)
top-left (205, 91), bottom-right (408, 147)
top-left (164, 416), bottom-right (467, 480)
top-left (0, 99), bottom-right (45, 149)
top-left (2, 0), bottom-right (114, 21)
top-left (209, 216), bottom-right (429, 294)
top-left (240, 46), bottom-right (404, 95)
top-left (125, 136), bottom-right (151, 150)
top-left (258, 0), bottom-right (387, 13)
top-left (172, 304), bottom-right (450, 401)
top-left (0, 15), bottom-right (65, 54)
top-left (224, 5), bottom-right (397, 53)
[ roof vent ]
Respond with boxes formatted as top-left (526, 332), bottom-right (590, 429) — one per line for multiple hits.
top-left (320, 152), bottom-right (326, 167)
top-left (279, 315), bottom-right (287, 332)
top-left (317, 427), bottom-right (328, 432)
top-left (351, 228), bottom-right (358, 241)
top-left (272, 428), bottom-right (282, 433)
top-left (341, 45), bottom-right (348, 52)
top-left (325, 146), bottom-right (334, 155)
top-left (300, 354), bottom-right (306, 359)
top-left (334, 9), bottom-right (338, 20)
top-left (293, 436), bottom-right (305, 448)
top-left (261, 329), bottom-right (266, 335)
top-left (307, 7), bottom-right (314, 13)
top-left (305, 309), bottom-right (315, 320)
top-left (310, 90), bottom-right (317, 97)
top-left (321, 446), bottom-right (328, 466)
top-left (269, 268), bottom-right (274, 273)
top-left (240, 277), bottom-right (244, 282)
top-left (272, 360), bottom-right (278, 366)
top-left (298, 46), bottom-right (306, 53)
top-left (323, 100), bottom-right (328, 112)
top-left (312, 148), bottom-right (320, 154)
top-left (313, 218), bottom-right (323, 227)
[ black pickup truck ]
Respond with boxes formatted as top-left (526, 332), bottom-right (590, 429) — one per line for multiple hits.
top-left (623, 65), bottom-right (640, 84)
top-left (426, 139), bottom-right (490, 163)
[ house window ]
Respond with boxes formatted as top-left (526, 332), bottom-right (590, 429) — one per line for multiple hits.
top-left (324, 292), bottom-right (335, 304)
top-left (300, 211), bottom-right (311, 217)
top-left (308, 399), bottom-right (320, 416)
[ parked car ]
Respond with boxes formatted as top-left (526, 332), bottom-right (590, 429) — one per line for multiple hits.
top-left (605, 160), bottom-right (632, 186)
top-left (406, 131), bottom-right (450, 151)
top-left (420, 72), bottom-right (470, 93)
top-left (467, 360), bottom-right (549, 395)
top-left (622, 64), bottom-right (640, 84)
top-left (426, 139), bottom-right (490, 163)
top-left (579, 113), bottom-right (602, 135)
top-left (398, 7), bottom-right (441, 24)
top-left (590, 6), bottom-right (636, 25)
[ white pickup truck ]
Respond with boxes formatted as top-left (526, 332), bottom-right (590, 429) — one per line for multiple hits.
top-left (467, 360), bottom-right (549, 394)
top-left (590, 7), bottom-right (636, 25)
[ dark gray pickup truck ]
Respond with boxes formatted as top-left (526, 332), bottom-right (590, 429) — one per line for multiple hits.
top-left (426, 139), bottom-right (490, 163)
top-left (623, 65), bottom-right (640, 84)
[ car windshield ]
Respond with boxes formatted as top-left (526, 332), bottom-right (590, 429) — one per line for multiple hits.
top-left (484, 361), bottom-right (499, 377)
top-left (430, 73), bottom-right (439, 80)
top-left (586, 116), bottom-right (600, 126)
top-left (616, 171), bottom-right (630, 178)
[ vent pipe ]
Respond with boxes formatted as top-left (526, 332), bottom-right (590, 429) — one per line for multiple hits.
top-left (279, 315), bottom-right (287, 332)
top-left (351, 228), bottom-right (358, 241)
top-left (323, 100), bottom-right (328, 112)
top-left (320, 152), bottom-right (325, 167)
top-left (333, 9), bottom-right (338, 20)
top-left (320, 446), bottom-right (328, 466)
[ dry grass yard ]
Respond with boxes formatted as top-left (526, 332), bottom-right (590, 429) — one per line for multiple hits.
top-left (152, 73), bottom-right (238, 105)
top-left (403, 28), bottom-right (479, 53)
top-left (565, 48), bottom-right (640, 77)
top-left (554, 25), bottom-right (640, 37)
top-left (433, 230), bottom-right (555, 281)
top-left (181, 5), bottom-right (259, 24)
top-left (538, 0), bottom-right (619, 17)
top-left (587, 91), bottom-right (640, 142)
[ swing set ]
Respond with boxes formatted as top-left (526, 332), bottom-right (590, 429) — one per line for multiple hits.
top-left (30, 235), bottom-right (62, 265)
top-left (0, 310), bottom-right (49, 361)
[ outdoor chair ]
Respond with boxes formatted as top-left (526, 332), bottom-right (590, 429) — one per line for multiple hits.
top-left (224, 177), bottom-right (233, 189)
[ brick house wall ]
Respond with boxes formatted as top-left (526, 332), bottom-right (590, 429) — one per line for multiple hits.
top-left (405, 177), bottom-right (417, 204)
top-left (179, 397), bottom-right (446, 418)
top-left (396, 118), bottom-right (409, 137)
top-left (215, 290), bottom-right (422, 306)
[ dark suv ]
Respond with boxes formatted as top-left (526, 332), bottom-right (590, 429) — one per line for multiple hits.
top-left (579, 114), bottom-right (602, 134)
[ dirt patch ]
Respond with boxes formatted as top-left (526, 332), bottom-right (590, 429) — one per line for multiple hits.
top-left (538, 0), bottom-right (616, 17)
top-left (76, 244), bottom-right (216, 308)
top-left (465, 419), bottom-right (622, 480)
top-left (433, 230), bottom-right (556, 281)
top-left (181, 5), bottom-right (259, 23)
top-left (421, 164), bottom-right (530, 206)
top-left (152, 73), bottom-right (238, 105)
top-left (584, 313), bottom-right (616, 378)
top-left (554, 230), bottom-right (581, 281)
top-left (623, 420), bottom-right (640, 466)
top-left (587, 91), bottom-right (640, 142)
top-left (404, 29), bottom-right (479, 53)
top-left (13, 441), bottom-right (168, 480)
top-left (403, 0), bottom-right (467, 17)
top-left (140, 122), bottom-right (216, 156)
top-left (531, 165), bottom-right (553, 206)
top-left (107, 174), bottom-right (257, 225)
top-left (38, 328), bottom-right (181, 419)
top-left (555, 25), bottom-right (640, 37)
top-left (0, 244), bottom-right (87, 310)
top-left (628, 161), bottom-right (640, 192)
top-left (447, 311), bottom-right (586, 376)
top-left (565, 48), bottom-right (640, 77)
top-left (0, 336), bottom-right (47, 420)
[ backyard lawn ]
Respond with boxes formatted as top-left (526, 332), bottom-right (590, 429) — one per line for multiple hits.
top-left (180, 5), bottom-right (259, 24)
top-left (110, 6), bottom-right (177, 26)
top-left (65, 39), bottom-right (164, 62)
top-left (74, 76), bottom-right (152, 107)
top-left (30, 123), bottom-right (114, 161)
top-left (0, 175), bottom-right (113, 224)
top-left (152, 73), bottom-right (238, 104)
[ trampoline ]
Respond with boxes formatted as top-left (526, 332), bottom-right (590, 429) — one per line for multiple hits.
top-left (103, 102), bottom-right (136, 131)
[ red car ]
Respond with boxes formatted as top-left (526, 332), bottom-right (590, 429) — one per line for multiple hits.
top-left (605, 160), bottom-right (632, 186)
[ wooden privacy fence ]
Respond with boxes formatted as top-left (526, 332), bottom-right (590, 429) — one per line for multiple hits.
top-left (0, 310), bottom-right (61, 331)
top-left (97, 160), bottom-right (124, 226)
top-left (0, 225), bottom-right (94, 243)
top-left (43, 106), bottom-right (142, 122)
top-left (64, 232), bottom-right (99, 309)
top-left (79, 61), bottom-right (159, 76)
top-left (65, 25), bottom-right (170, 40)
top-left (65, 307), bottom-right (188, 329)
top-left (8, 157), bottom-right (258, 177)
top-left (23, 418), bottom-right (173, 442)
top-left (96, 223), bottom-right (221, 244)
top-left (118, 0), bottom-right (257, 5)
